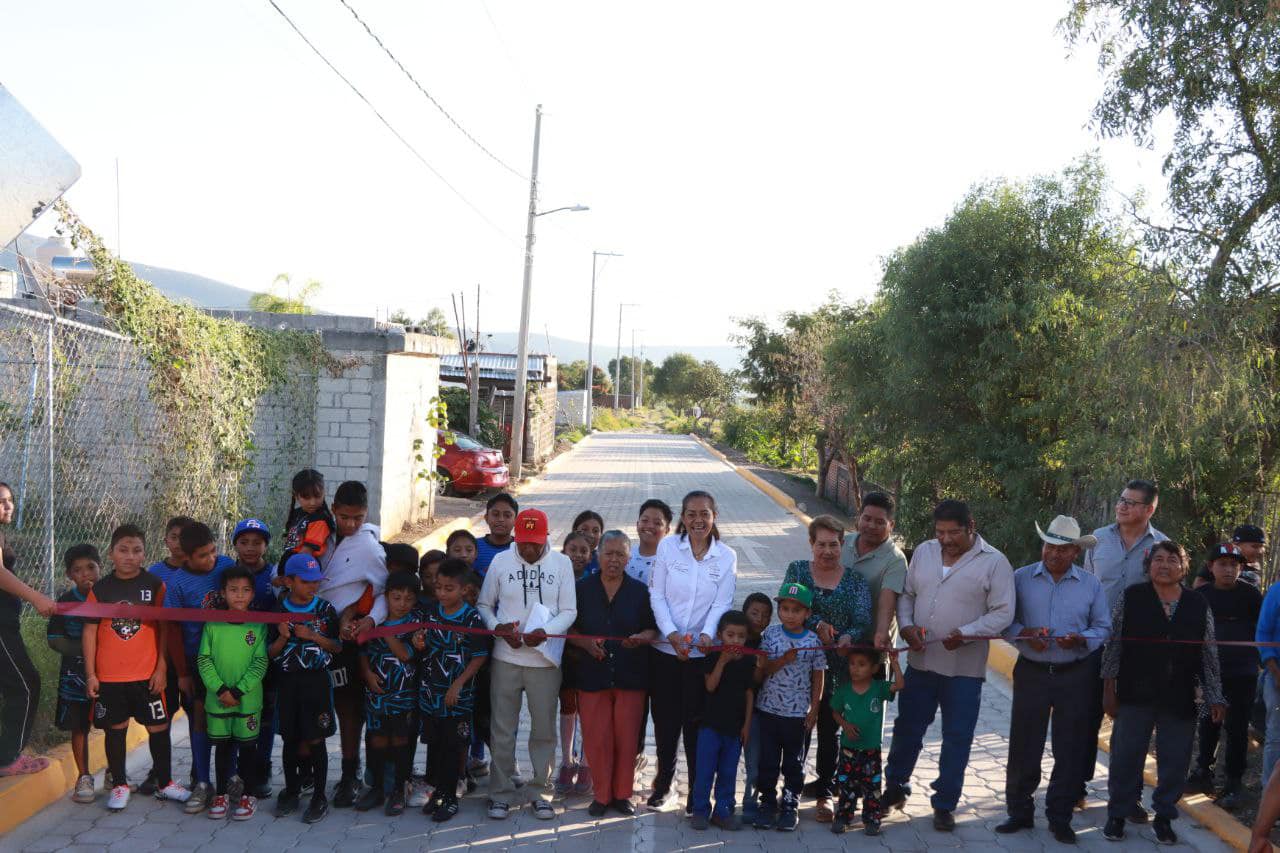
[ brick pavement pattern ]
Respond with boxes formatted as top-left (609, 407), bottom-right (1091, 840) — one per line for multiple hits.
top-left (2, 433), bottom-right (1232, 851)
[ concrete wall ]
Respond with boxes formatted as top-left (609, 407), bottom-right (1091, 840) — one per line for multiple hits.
top-left (376, 352), bottom-right (440, 536)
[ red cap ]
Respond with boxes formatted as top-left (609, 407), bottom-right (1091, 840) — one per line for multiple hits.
top-left (514, 508), bottom-right (549, 545)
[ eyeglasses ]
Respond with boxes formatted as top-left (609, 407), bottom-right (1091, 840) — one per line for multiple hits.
top-left (1115, 496), bottom-right (1151, 508)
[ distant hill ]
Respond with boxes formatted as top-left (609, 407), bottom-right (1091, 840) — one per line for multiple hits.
top-left (7, 233), bottom-right (257, 309)
top-left (482, 331), bottom-right (741, 372)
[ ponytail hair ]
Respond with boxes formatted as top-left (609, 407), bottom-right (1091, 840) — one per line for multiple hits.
top-left (286, 468), bottom-right (327, 521)
top-left (676, 490), bottom-right (721, 542)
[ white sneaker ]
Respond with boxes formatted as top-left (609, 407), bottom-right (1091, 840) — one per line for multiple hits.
top-left (156, 781), bottom-right (192, 803)
top-left (231, 795), bottom-right (256, 821)
top-left (107, 784), bottom-right (131, 811)
top-left (72, 774), bottom-right (95, 803)
top-left (407, 780), bottom-right (433, 808)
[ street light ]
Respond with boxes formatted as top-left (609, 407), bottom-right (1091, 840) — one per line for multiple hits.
top-left (510, 104), bottom-right (588, 482)
top-left (586, 250), bottom-right (622, 430)
top-left (614, 302), bottom-right (638, 410)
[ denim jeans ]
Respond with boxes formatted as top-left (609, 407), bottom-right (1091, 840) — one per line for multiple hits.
top-left (691, 726), bottom-right (742, 818)
top-left (755, 711), bottom-right (806, 811)
top-left (884, 666), bottom-right (983, 812)
top-left (740, 714), bottom-right (762, 818)
top-left (1264, 671), bottom-right (1280, 784)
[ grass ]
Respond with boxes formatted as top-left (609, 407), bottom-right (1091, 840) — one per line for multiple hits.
top-left (19, 611), bottom-right (65, 753)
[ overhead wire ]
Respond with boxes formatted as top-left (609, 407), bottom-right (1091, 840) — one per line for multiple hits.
top-left (335, 0), bottom-right (528, 182)
top-left (264, 0), bottom-right (521, 249)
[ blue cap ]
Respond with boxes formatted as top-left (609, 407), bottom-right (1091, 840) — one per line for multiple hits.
top-left (284, 553), bottom-right (322, 581)
top-left (232, 518), bottom-right (271, 544)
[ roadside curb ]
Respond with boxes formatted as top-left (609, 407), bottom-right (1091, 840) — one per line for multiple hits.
top-left (988, 639), bottom-right (1260, 851)
top-left (689, 433), bottom-right (814, 526)
top-left (698, 436), bottom-right (1263, 853)
top-left (0, 715), bottom-right (167, 837)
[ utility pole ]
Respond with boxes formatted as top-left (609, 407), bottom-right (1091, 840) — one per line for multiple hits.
top-left (639, 343), bottom-right (646, 408)
top-left (586, 250), bottom-right (622, 430)
top-left (469, 283), bottom-right (480, 438)
top-left (510, 105), bottom-right (542, 481)
top-left (613, 302), bottom-right (637, 410)
top-left (630, 329), bottom-right (641, 410)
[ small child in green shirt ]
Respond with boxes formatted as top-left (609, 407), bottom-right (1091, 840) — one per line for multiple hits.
top-left (829, 649), bottom-right (903, 836)
top-left (196, 566), bottom-right (269, 821)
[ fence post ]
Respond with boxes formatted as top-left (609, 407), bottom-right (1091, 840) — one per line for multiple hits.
top-left (44, 318), bottom-right (55, 597)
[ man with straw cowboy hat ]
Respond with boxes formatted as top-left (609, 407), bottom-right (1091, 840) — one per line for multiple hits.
top-left (997, 515), bottom-right (1110, 846)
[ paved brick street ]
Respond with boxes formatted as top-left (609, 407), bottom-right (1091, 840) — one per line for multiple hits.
top-left (2, 433), bottom-right (1233, 851)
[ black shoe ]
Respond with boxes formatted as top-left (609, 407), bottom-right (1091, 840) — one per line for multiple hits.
top-left (753, 805), bottom-right (777, 830)
top-left (384, 788), bottom-right (405, 816)
top-left (138, 771), bottom-right (158, 797)
top-left (611, 798), bottom-right (635, 816)
top-left (432, 796), bottom-right (459, 823)
top-left (647, 788), bottom-right (673, 811)
top-left (587, 800), bottom-right (608, 817)
top-left (831, 818), bottom-right (849, 834)
top-left (1219, 778), bottom-right (1243, 811)
top-left (354, 786), bottom-right (384, 812)
top-left (775, 808), bottom-right (798, 831)
top-left (299, 772), bottom-right (315, 794)
top-left (1049, 822), bottom-right (1077, 845)
top-left (275, 788), bottom-right (301, 817)
top-left (421, 794), bottom-right (441, 817)
top-left (1127, 803), bottom-right (1149, 824)
top-left (881, 783), bottom-right (909, 811)
top-left (1152, 816), bottom-right (1177, 845)
top-left (249, 782), bottom-right (273, 800)
top-left (302, 795), bottom-right (329, 823)
top-left (933, 808), bottom-right (955, 832)
top-left (1185, 767), bottom-right (1214, 794)
top-left (332, 776), bottom-right (360, 808)
top-left (864, 820), bottom-right (881, 837)
top-left (996, 816), bottom-right (1034, 834)
top-left (1102, 817), bottom-right (1125, 841)
top-left (684, 796), bottom-right (693, 816)
top-left (465, 777), bottom-right (478, 795)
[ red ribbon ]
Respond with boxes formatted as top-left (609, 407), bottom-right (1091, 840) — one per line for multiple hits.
top-left (55, 601), bottom-right (311, 624)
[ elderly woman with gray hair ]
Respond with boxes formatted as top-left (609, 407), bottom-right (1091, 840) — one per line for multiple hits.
top-left (570, 529), bottom-right (659, 816)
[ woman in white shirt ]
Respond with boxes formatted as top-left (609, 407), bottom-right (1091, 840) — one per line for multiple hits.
top-left (645, 491), bottom-right (737, 812)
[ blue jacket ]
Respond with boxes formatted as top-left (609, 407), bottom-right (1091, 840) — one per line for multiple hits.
top-left (1256, 583), bottom-right (1280, 667)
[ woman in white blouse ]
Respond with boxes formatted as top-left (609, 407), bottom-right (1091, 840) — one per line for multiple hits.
top-left (645, 490), bottom-right (738, 812)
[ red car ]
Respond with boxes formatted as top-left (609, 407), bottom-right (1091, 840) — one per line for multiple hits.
top-left (436, 430), bottom-right (509, 495)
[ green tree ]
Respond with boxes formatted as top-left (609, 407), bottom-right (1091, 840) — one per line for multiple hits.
top-left (605, 356), bottom-right (656, 401)
top-left (557, 360), bottom-right (611, 394)
top-left (249, 273), bottom-right (321, 314)
top-left (1063, 0), bottom-right (1280, 300)
top-left (422, 307), bottom-right (453, 338)
top-left (652, 353), bottom-right (702, 410)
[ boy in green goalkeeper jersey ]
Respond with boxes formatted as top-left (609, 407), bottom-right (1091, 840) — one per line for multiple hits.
top-left (197, 566), bottom-right (268, 821)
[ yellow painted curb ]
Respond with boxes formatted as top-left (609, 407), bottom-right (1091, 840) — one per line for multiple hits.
top-left (689, 433), bottom-right (814, 527)
top-left (988, 642), bottom-right (1264, 851)
top-left (0, 714), bottom-right (168, 836)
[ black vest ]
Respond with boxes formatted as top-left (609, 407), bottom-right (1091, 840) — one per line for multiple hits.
top-left (1116, 582), bottom-right (1209, 717)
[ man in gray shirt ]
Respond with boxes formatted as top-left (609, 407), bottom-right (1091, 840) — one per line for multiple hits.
top-left (1081, 478), bottom-right (1167, 821)
top-left (839, 491), bottom-right (909, 650)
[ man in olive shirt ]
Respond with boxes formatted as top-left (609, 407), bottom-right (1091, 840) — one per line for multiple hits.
top-left (839, 492), bottom-right (909, 650)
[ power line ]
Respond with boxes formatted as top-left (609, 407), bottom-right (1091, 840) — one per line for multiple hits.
top-left (336, 0), bottom-right (528, 182)
top-left (265, 0), bottom-right (520, 248)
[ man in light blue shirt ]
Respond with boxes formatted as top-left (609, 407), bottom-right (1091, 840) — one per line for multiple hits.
top-left (998, 516), bottom-right (1111, 844)
top-left (1081, 478), bottom-right (1166, 822)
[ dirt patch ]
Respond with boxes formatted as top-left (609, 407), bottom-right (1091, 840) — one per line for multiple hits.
top-left (389, 495), bottom-right (484, 545)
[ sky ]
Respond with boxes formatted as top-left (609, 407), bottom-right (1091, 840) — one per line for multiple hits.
top-left (1, 1), bottom-right (1169, 349)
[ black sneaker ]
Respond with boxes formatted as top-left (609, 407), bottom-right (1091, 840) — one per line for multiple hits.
top-left (384, 788), bottom-right (405, 816)
top-left (1218, 778), bottom-right (1243, 811)
top-left (303, 794), bottom-right (329, 824)
top-left (776, 808), bottom-right (798, 832)
top-left (332, 777), bottom-right (360, 808)
top-left (1127, 803), bottom-right (1149, 824)
top-left (1049, 822), bottom-right (1077, 845)
top-left (1152, 816), bottom-right (1177, 845)
top-left (1102, 817), bottom-right (1125, 841)
top-left (753, 804), bottom-right (777, 830)
top-left (881, 783), bottom-right (909, 811)
top-left (933, 808), bottom-right (955, 832)
top-left (864, 820), bottom-right (881, 837)
top-left (354, 786), bottom-right (384, 812)
top-left (299, 772), bottom-right (315, 794)
top-left (422, 794), bottom-right (441, 817)
top-left (275, 788), bottom-right (301, 817)
top-left (831, 818), bottom-right (849, 834)
top-left (646, 789), bottom-right (674, 811)
top-left (432, 796), bottom-right (460, 823)
top-left (249, 781), bottom-right (273, 800)
top-left (1185, 766), bottom-right (1213, 794)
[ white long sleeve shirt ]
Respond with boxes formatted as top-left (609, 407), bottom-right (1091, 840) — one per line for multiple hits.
top-left (318, 523), bottom-right (389, 625)
top-left (648, 534), bottom-right (737, 658)
top-left (477, 545), bottom-right (577, 668)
